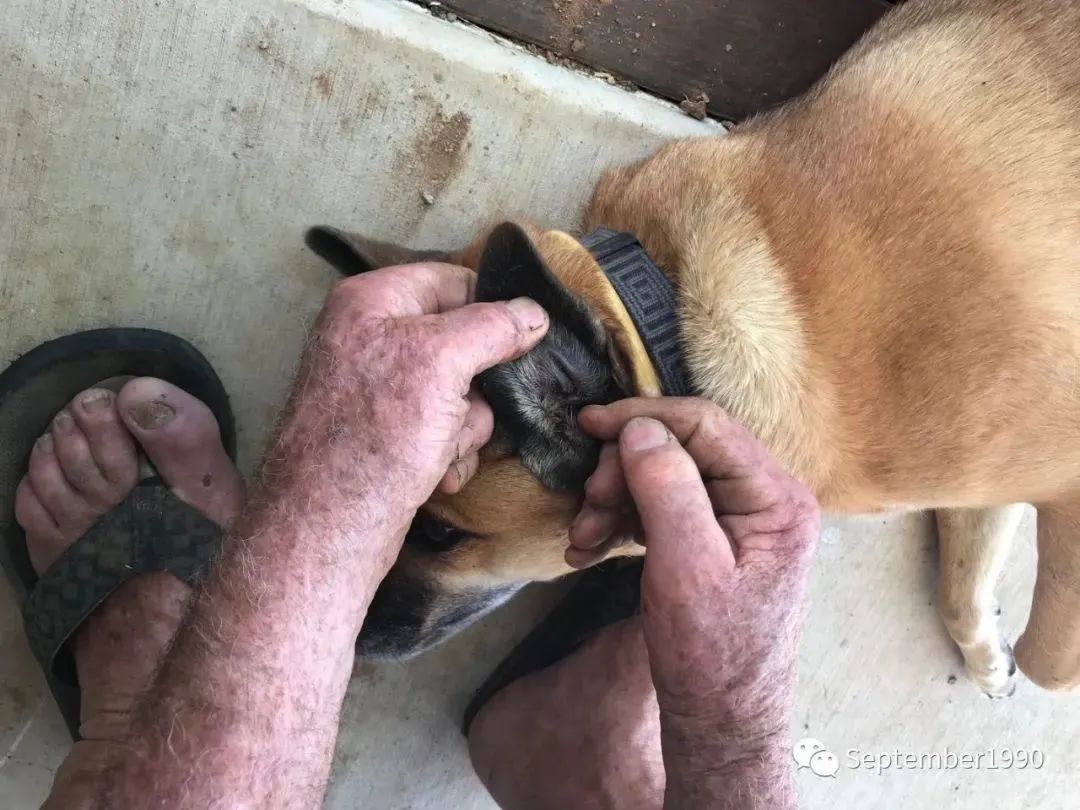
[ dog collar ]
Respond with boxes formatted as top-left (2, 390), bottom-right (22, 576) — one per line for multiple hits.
top-left (581, 228), bottom-right (691, 396)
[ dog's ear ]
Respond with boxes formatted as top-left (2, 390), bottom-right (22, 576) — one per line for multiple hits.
top-left (305, 226), bottom-right (451, 276)
top-left (476, 222), bottom-right (629, 491)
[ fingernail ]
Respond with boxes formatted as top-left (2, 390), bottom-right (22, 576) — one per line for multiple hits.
top-left (622, 417), bottom-right (670, 451)
top-left (35, 433), bottom-right (54, 454)
top-left (129, 401), bottom-right (175, 430)
top-left (52, 410), bottom-right (74, 434)
top-left (506, 297), bottom-right (548, 331)
top-left (79, 389), bottom-right (113, 413)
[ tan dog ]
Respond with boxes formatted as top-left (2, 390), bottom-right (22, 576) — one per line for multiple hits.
top-left (307, 0), bottom-right (1080, 696)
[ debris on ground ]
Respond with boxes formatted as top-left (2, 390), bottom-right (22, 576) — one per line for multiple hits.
top-left (679, 90), bottom-right (710, 120)
top-left (414, 2), bottom-right (645, 100)
top-left (421, 190), bottom-right (436, 206)
top-left (426, 2), bottom-right (458, 23)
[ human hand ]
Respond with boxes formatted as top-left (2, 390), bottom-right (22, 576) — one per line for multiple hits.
top-left (573, 398), bottom-right (819, 805)
top-left (262, 263), bottom-right (548, 540)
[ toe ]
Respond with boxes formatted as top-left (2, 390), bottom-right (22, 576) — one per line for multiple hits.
top-left (50, 407), bottom-right (120, 509)
top-left (118, 377), bottom-right (244, 527)
top-left (14, 478), bottom-right (67, 572)
top-left (27, 433), bottom-right (97, 539)
top-left (70, 388), bottom-right (139, 494)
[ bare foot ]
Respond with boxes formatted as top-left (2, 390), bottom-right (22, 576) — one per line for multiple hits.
top-left (468, 618), bottom-right (665, 810)
top-left (13, 378), bottom-right (243, 804)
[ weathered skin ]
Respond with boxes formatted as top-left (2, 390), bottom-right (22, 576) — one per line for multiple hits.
top-left (471, 401), bottom-right (819, 810)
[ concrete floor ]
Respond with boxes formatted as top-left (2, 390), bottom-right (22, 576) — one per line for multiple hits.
top-left (1, 1), bottom-right (1077, 808)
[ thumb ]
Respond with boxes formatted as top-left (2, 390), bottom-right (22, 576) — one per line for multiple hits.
top-left (619, 418), bottom-right (736, 593)
top-left (430, 297), bottom-right (549, 381)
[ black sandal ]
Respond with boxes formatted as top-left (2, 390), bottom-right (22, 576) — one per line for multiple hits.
top-left (462, 557), bottom-right (644, 736)
top-left (0, 328), bottom-right (236, 738)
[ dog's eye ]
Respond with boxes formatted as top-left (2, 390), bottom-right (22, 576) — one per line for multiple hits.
top-left (405, 516), bottom-right (472, 553)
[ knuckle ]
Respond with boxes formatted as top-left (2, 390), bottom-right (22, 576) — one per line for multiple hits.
top-left (444, 304), bottom-right (524, 366)
top-left (783, 477), bottom-right (820, 529)
top-left (698, 409), bottom-right (728, 443)
top-left (28, 459), bottom-right (55, 493)
top-left (64, 467), bottom-right (97, 495)
top-left (455, 425), bottom-right (475, 459)
top-left (460, 300), bottom-right (507, 331)
top-left (688, 395), bottom-right (720, 416)
top-left (486, 304), bottom-right (528, 348)
top-left (795, 485), bottom-right (821, 523)
top-left (672, 396), bottom-right (721, 429)
top-left (326, 275), bottom-right (364, 307)
top-left (584, 469), bottom-right (614, 501)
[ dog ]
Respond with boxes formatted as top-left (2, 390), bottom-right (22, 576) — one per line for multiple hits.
top-left (305, 0), bottom-right (1080, 697)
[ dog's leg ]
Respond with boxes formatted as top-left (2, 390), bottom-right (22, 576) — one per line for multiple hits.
top-left (1015, 493), bottom-right (1080, 691)
top-left (936, 504), bottom-right (1024, 698)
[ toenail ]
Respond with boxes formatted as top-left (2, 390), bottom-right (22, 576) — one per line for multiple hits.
top-left (79, 389), bottom-right (113, 413)
top-left (129, 401), bottom-right (175, 430)
top-left (36, 433), bottom-right (54, 454)
top-left (52, 411), bottom-right (74, 434)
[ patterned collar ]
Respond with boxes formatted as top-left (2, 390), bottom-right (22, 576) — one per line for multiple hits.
top-left (580, 228), bottom-right (690, 396)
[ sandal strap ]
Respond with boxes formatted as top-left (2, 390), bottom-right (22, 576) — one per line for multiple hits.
top-left (22, 481), bottom-right (221, 683)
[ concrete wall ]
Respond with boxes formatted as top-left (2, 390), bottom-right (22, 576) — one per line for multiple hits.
top-left (0, 0), bottom-right (715, 470)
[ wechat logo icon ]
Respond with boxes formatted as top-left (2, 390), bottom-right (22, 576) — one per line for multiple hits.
top-left (793, 738), bottom-right (840, 778)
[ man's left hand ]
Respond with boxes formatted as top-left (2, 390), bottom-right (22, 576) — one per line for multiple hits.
top-left (262, 263), bottom-right (548, 546)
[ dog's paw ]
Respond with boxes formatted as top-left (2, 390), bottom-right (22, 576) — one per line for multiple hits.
top-left (964, 640), bottom-right (1016, 699)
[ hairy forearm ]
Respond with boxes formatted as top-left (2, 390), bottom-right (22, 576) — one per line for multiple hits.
top-left (659, 684), bottom-right (797, 810)
top-left (663, 733), bottom-right (794, 810)
top-left (108, 488), bottom-right (407, 808)
top-left (655, 589), bottom-right (804, 810)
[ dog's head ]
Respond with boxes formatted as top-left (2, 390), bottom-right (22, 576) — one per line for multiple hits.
top-left (305, 222), bottom-right (661, 657)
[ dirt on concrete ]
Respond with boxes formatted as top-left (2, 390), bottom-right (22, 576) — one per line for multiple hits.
top-left (313, 71), bottom-right (335, 99)
top-left (391, 95), bottom-right (471, 220)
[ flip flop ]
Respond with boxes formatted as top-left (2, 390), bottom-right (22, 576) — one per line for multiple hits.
top-left (462, 557), bottom-right (643, 736)
top-left (0, 328), bottom-right (236, 738)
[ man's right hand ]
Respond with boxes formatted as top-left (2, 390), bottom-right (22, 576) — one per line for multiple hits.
top-left (574, 398), bottom-right (821, 808)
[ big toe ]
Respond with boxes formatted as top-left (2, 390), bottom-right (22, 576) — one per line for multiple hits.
top-left (117, 378), bottom-right (244, 528)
